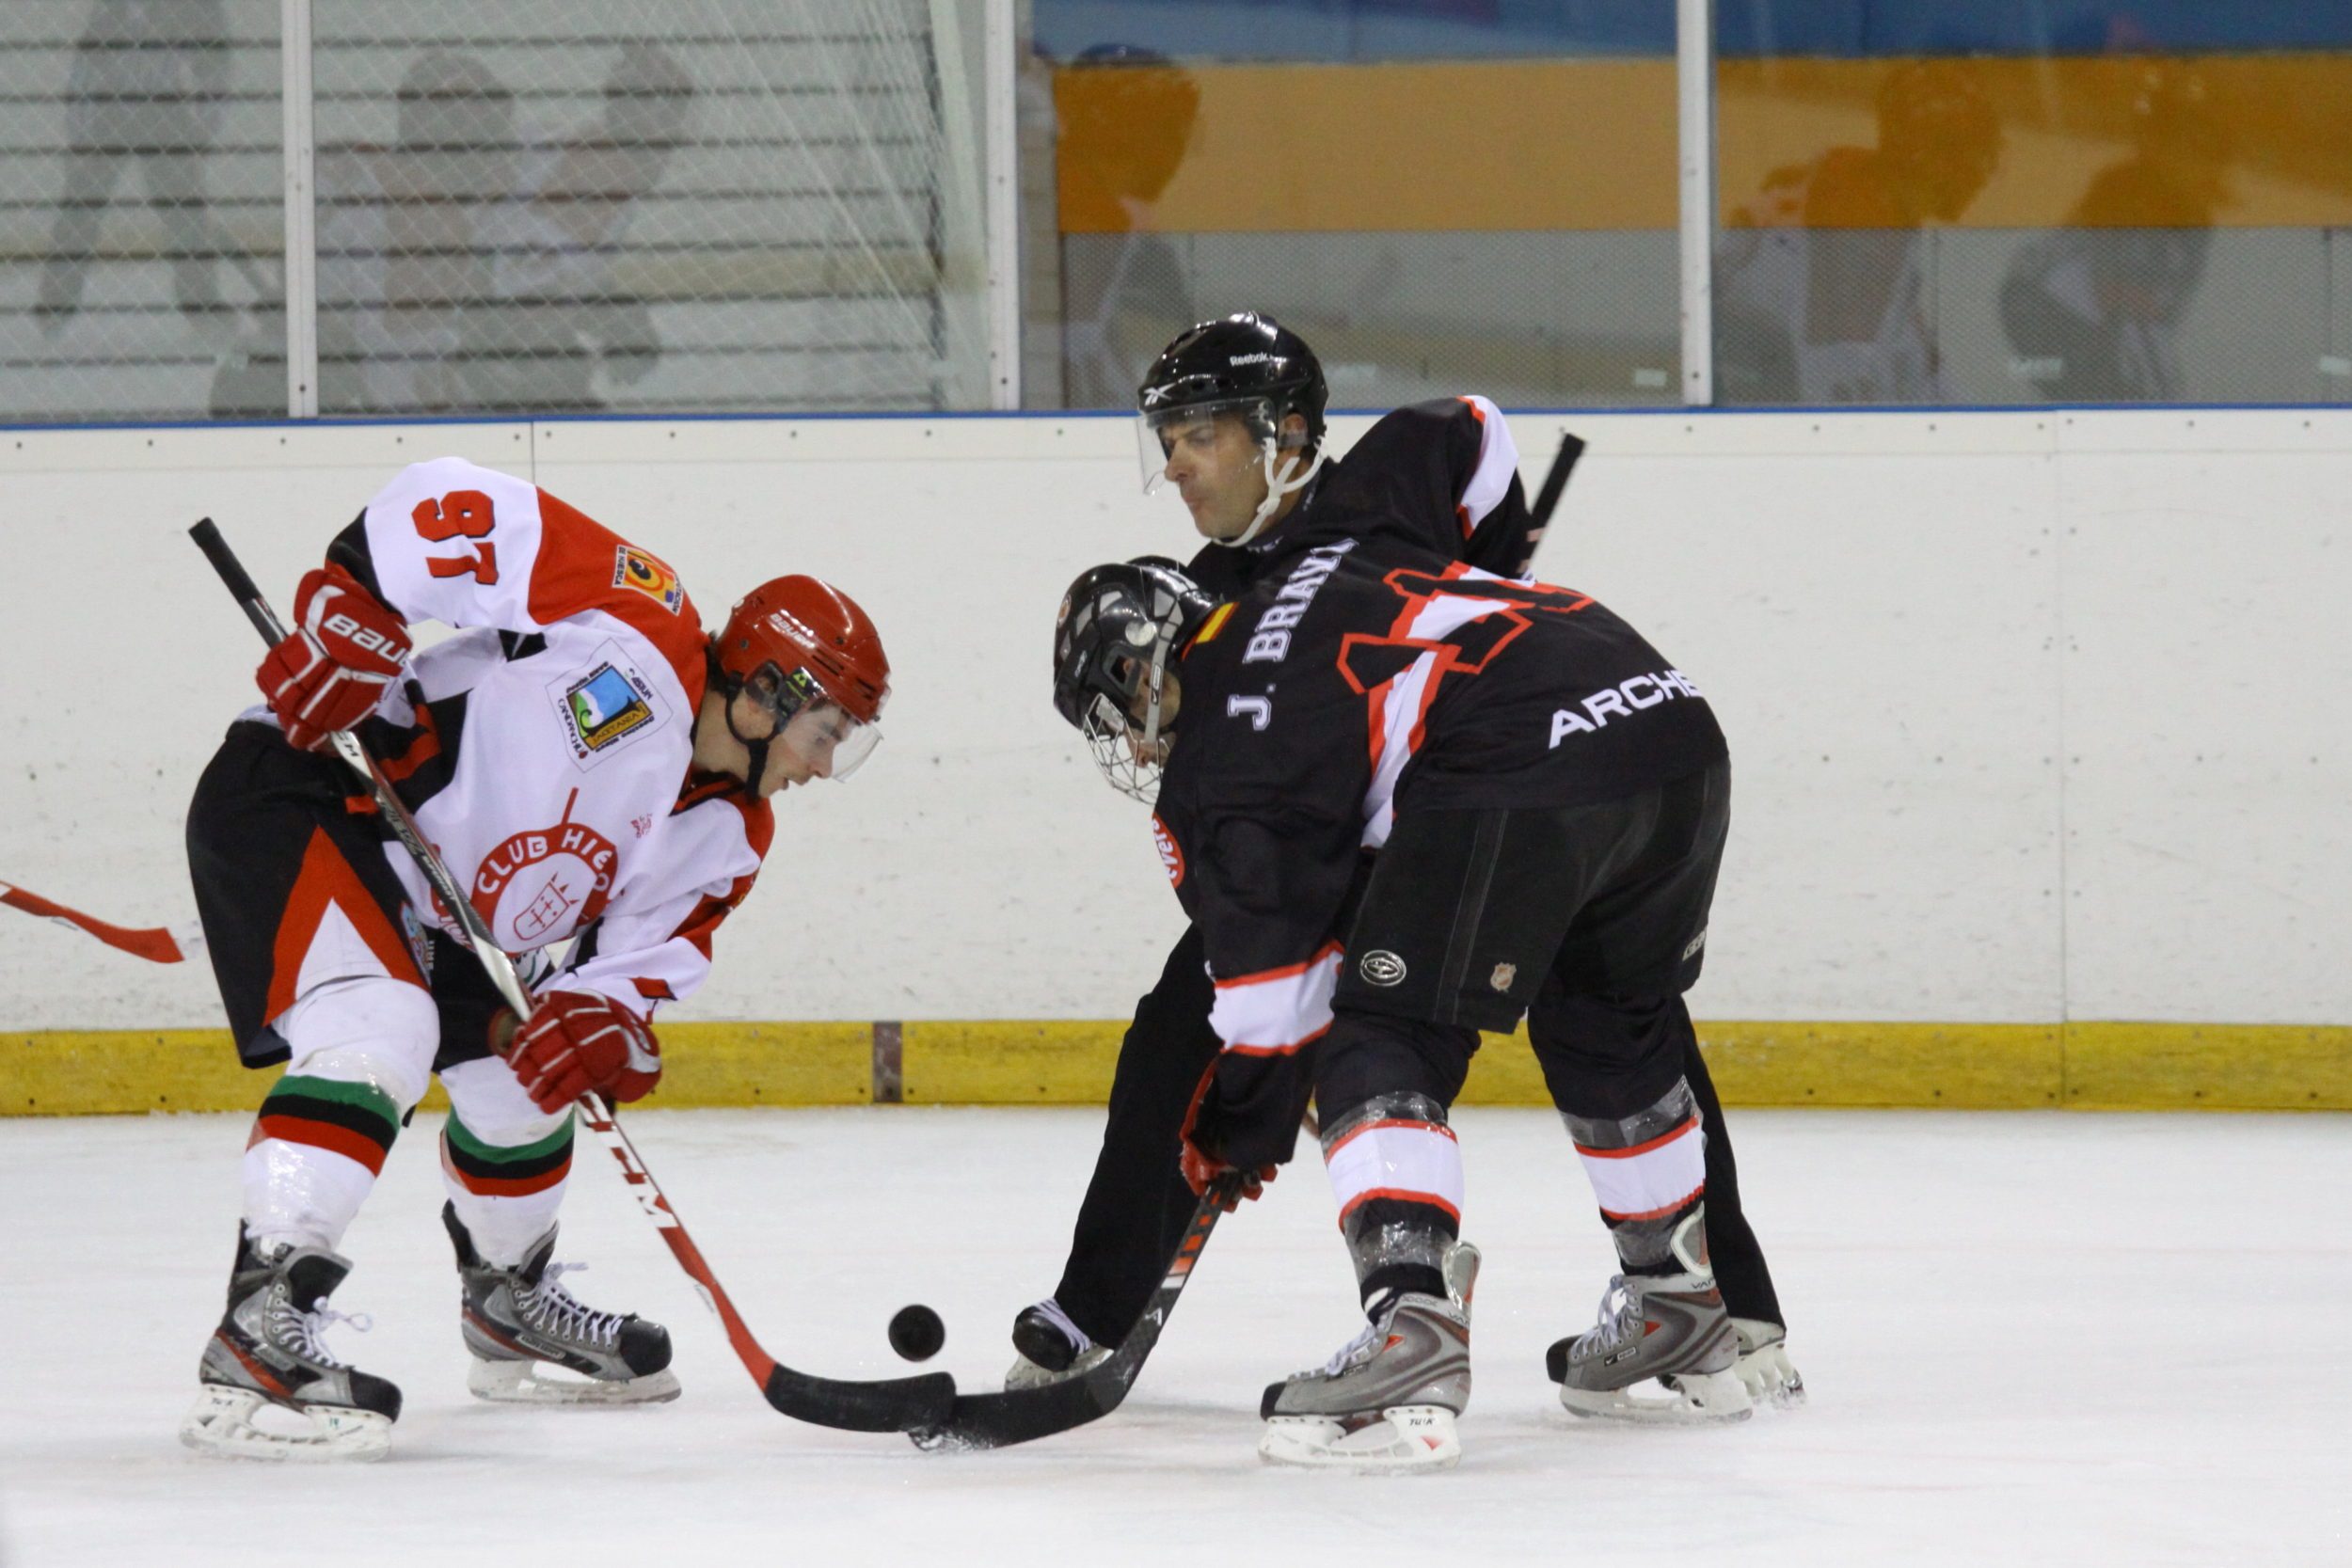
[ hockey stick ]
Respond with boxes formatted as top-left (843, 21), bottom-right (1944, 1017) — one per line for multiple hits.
top-left (906, 1171), bottom-right (1240, 1451)
top-left (187, 518), bottom-right (955, 1433)
top-left (0, 879), bottom-right (201, 963)
top-left (1528, 430), bottom-right (1585, 533)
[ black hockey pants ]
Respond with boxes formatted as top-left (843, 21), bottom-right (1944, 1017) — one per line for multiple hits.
top-left (1047, 763), bottom-right (1781, 1346)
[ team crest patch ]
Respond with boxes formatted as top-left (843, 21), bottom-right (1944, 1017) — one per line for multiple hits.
top-left (470, 798), bottom-right (619, 948)
top-left (612, 545), bottom-right (686, 614)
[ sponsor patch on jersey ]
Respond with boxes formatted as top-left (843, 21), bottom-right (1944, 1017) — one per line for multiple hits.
top-left (612, 545), bottom-right (686, 615)
top-left (1151, 813), bottom-right (1185, 889)
top-left (1359, 949), bottom-right (1407, 987)
top-left (548, 644), bottom-right (671, 771)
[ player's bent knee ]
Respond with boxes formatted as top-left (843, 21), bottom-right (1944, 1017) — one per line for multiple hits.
top-left (273, 975), bottom-right (439, 1110)
top-left (438, 1055), bottom-right (572, 1149)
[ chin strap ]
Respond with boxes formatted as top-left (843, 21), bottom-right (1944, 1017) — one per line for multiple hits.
top-left (1230, 438), bottom-right (1327, 547)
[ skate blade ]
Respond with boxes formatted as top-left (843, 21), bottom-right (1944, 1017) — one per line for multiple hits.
top-left (1734, 1346), bottom-right (1807, 1410)
top-left (1257, 1405), bottom-right (1461, 1472)
top-left (1557, 1369), bottom-right (1753, 1426)
top-left (468, 1356), bottom-right (681, 1406)
top-left (179, 1385), bottom-right (391, 1463)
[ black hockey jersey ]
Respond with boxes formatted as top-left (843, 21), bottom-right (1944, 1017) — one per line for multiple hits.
top-left (1186, 395), bottom-right (1541, 597)
top-left (1151, 545), bottom-right (1726, 1056)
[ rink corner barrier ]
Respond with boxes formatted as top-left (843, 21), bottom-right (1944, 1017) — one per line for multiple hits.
top-left (1, 1020), bottom-right (2344, 1117)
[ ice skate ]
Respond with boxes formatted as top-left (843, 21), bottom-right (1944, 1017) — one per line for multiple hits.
top-left (1257, 1242), bottom-right (1478, 1472)
top-left (181, 1229), bottom-right (400, 1463)
top-left (1731, 1316), bottom-right (1805, 1408)
top-left (1548, 1212), bottom-right (1751, 1424)
top-left (1004, 1298), bottom-right (1110, 1390)
top-left (444, 1203), bottom-right (679, 1405)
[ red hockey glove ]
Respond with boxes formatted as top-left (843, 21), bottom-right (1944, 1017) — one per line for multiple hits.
top-left (257, 564), bottom-right (409, 751)
top-left (1179, 1059), bottom-right (1278, 1212)
top-left (502, 991), bottom-right (663, 1112)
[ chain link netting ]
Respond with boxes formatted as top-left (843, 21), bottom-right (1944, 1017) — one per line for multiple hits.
top-left (0, 0), bottom-right (987, 423)
top-left (0, 0), bottom-right (283, 422)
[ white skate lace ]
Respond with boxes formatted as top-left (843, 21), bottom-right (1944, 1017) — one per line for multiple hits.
top-left (517, 1262), bottom-right (626, 1350)
top-left (1027, 1298), bottom-right (1095, 1355)
top-left (270, 1297), bottom-right (373, 1368)
top-left (1569, 1275), bottom-right (1642, 1359)
top-left (1306, 1317), bottom-right (1384, 1379)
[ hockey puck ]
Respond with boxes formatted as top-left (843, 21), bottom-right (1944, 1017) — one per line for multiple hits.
top-left (888, 1304), bottom-right (946, 1362)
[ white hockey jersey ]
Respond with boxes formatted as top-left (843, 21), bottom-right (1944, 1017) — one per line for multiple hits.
top-left (302, 456), bottom-right (771, 1020)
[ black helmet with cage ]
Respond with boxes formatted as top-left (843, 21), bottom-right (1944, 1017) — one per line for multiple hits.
top-left (1053, 558), bottom-right (1220, 802)
top-left (1135, 312), bottom-right (1330, 544)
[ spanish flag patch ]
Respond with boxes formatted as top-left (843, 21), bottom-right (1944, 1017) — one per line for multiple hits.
top-left (1189, 601), bottom-right (1236, 649)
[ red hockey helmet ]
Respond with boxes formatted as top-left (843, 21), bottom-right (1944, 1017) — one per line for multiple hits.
top-left (710, 576), bottom-right (890, 780)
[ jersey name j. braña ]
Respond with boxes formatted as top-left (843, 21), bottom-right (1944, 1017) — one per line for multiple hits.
top-left (290, 457), bottom-right (771, 1020)
top-left (1152, 549), bottom-right (1727, 1058)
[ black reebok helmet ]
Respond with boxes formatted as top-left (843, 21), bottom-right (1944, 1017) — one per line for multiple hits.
top-left (1053, 558), bottom-right (1220, 803)
top-left (1136, 312), bottom-right (1330, 544)
top-left (1136, 311), bottom-right (1327, 450)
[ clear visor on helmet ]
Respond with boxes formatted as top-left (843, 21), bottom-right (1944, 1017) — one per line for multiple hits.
top-left (734, 662), bottom-right (882, 780)
top-left (1136, 396), bottom-right (1284, 494)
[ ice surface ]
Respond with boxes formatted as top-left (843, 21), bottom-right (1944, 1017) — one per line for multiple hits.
top-left (2, 1106), bottom-right (2346, 1565)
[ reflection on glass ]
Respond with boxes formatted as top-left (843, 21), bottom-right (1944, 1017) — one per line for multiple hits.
top-left (1998, 64), bottom-right (2230, 403)
top-left (1033, 8), bottom-right (1683, 411)
top-left (1057, 45), bottom-right (1199, 409)
top-left (317, 52), bottom-right (518, 414)
top-left (468, 45), bottom-right (694, 412)
top-left (1716, 60), bottom-right (2004, 404)
top-left (38, 0), bottom-right (232, 332)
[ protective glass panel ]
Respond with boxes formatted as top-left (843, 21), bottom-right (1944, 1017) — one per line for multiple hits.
top-left (310, 0), bottom-right (989, 417)
top-left (1716, 4), bottom-right (2351, 405)
top-left (1027, 3), bottom-right (1681, 411)
top-left (0, 1), bottom-right (283, 422)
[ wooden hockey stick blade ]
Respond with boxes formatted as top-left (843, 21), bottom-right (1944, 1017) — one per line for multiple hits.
top-left (1529, 431), bottom-right (1586, 531)
top-left (905, 1174), bottom-right (1237, 1451)
top-left (0, 879), bottom-right (195, 963)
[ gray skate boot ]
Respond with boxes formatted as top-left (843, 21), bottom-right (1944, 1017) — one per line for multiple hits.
top-left (1005, 1298), bottom-right (1111, 1390)
top-left (1548, 1210), bottom-right (1752, 1423)
top-left (1258, 1242), bottom-right (1479, 1471)
top-left (443, 1202), bottom-right (680, 1404)
top-left (181, 1227), bottom-right (400, 1463)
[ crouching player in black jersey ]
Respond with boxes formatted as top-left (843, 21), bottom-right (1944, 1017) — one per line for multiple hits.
top-left (1053, 547), bottom-right (1761, 1469)
top-left (1013, 314), bottom-right (1801, 1428)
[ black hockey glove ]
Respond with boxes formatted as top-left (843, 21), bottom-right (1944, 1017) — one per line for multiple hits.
top-left (1179, 1047), bottom-right (1317, 1208)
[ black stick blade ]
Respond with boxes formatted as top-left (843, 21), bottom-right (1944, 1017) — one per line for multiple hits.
top-left (763, 1366), bottom-right (957, 1433)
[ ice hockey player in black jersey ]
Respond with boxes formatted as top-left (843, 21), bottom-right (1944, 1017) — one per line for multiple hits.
top-left (1054, 546), bottom-right (1752, 1468)
top-left (1010, 313), bottom-right (1801, 1422)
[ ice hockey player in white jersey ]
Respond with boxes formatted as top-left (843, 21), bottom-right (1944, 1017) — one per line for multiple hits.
top-left (178, 457), bottom-right (890, 1461)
